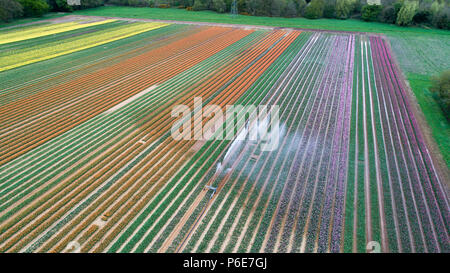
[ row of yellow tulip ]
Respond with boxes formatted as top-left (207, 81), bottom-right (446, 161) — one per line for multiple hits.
top-left (0, 20), bottom-right (117, 45)
top-left (0, 22), bottom-right (169, 72)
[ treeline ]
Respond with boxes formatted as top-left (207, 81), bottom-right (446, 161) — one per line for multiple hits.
top-left (0, 0), bottom-right (103, 22)
top-left (1, 0), bottom-right (449, 29)
top-left (108, 0), bottom-right (450, 29)
top-left (359, 0), bottom-right (449, 29)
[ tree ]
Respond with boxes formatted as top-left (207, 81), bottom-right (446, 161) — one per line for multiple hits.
top-left (361, 4), bottom-right (382, 21)
top-left (430, 0), bottom-right (445, 16)
top-left (284, 0), bottom-right (297, 17)
top-left (238, 0), bottom-right (246, 12)
top-left (430, 70), bottom-right (450, 120)
top-left (106, 0), bottom-right (128, 5)
top-left (212, 0), bottom-right (226, 12)
top-left (79, 0), bottom-right (105, 9)
top-left (126, 0), bottom-right (149, 6)
top-left (18, 0), bottom-right (49, 17)
top-left (304, 0), bottom-right (325, 19)
top-left (246, 0), bottom-right (259, 15)
top-left (323, 0), bottom-right (335, 18)
top-left (245, 0), bottom-right (270, 16)
top-left (351, 0), bottom-right (362, 13)
top-left (0, 0), bottom-right (23, 22)
top-left (192, 0), bottom-right (206, 9)
top-left (271, 0), bottom-right (284, 16)
top-left (396, 0), bottom-right (418, 25)
top-left (335, 0), bottom-right (351, 19)
top-left (296, 0), bottom-right (307, 15)
top-left (432, 9), bottom-right (450, 29)
top-left (45, 0), bottom-right (73, 11)
top-left (413, 8), bottom-right (432, 24)
top-left (380, 5), bottom-right (397, 23)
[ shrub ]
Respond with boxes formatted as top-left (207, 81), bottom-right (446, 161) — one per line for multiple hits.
top-left (336, 0), bottom-right (352, 19)
top-left (380, 5), bottom-right (397, 23)
top-left (430, 70), bottom-right (450, 120)
top-left (413, 8), bottom-right (432, 24)
top-left (0, 0), bottom-right (23, 22)
top-left (432, 10), bottom-right (450, 29)
top-left (361, 4), bottom-right (382, 21)
top-left (212, 0), bottom-right (226, 12)
top-left (396, 0), bottom-right (418, 26)
top-left (18, 0), bottom-right (49, 17)
top-left (304, 0), bottom-right (325, 19)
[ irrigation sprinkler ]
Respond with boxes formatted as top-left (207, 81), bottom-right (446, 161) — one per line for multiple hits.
top-left (205, 185), bottom-right (217, 199)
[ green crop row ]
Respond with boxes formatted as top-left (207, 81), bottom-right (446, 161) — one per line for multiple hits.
top-left (115, 32), bottom-right (297, 253)
top-left (182, 33), bottom-right (312, 253)
top-left (0, 29), bottom-right (262, 252)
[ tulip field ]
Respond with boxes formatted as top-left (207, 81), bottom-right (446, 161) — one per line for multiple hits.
top-left (0, 17), bottom-right (448, 253)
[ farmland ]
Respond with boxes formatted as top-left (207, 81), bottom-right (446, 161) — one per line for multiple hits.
top-left (71, 5), bottom-right (450, 168)
top-left (0, 16), bottom-right (448, 253)
top-left (388, 33), bottom-right (450, 168)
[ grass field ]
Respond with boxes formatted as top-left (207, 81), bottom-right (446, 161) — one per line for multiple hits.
top-left (0, 17), bottom-right (448, 253)
top-left (388, 34), bottom-right (450, 168)
top-left (72, 6), bottom-right (449, 36)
